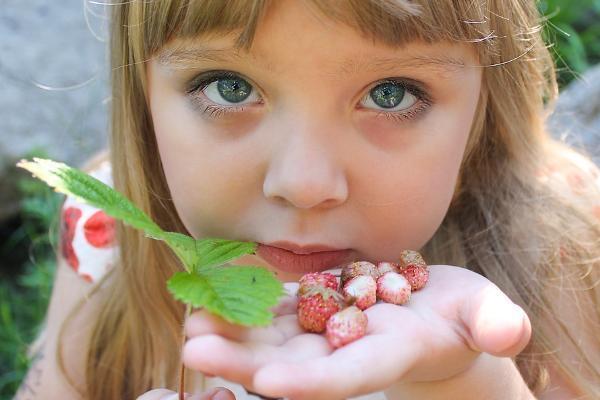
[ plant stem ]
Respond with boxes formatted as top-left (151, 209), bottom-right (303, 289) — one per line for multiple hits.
top-left (178, 303), bottom-right (193, 400)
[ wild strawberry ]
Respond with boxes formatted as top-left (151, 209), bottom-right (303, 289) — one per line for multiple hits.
top-left (400, 265), bottom-right (429, 291)
top-left (376, 271), bottom-right (411, 305)
top-left (342, 275), bottom-right (376, 310)
top-left (297, 272), bottom-right (339, 297)
top-left (340, 261), bottom-right (378, 286)
top-left (297, 286), bottom-right (345, 333)
top-left (376, 261), bottom-right (400, 278)
top-left (398, 250), bottom-right (427, 271)
top-left (325, 305), bottom-right (368, 348)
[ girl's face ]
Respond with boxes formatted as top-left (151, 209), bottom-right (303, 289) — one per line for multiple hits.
top-left (146, 0), bottom-right (482, 281)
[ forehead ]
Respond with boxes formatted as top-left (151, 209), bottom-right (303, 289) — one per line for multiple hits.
top-left (156, 37), bottom-right (473, 78)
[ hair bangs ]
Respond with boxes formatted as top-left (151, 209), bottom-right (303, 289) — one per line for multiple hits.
top-left (139, 0), bottom-right (497, 63)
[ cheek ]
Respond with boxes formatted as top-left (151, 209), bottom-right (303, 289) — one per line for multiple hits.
top-left (149, 93), bottom-right (261, 238)
top-left (355, 97), bottom-right (476, 257)
top-left (355, 150), bottom-right (461, 257)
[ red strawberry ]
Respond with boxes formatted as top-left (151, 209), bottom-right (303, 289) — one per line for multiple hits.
top-left (340, 261), bottom-right (378, 286)
top-left (376, 271), bottom-right (411, 305)
top-left (376, 261), bottom-right (400, 278)
top-left (398, 250), bottom-right (427, 271)
top-left (298, 272), bottom-right (339, 297)
top-left (325, 305), bottom-right (368, 348)
top-left (297, 286), bottom-right (345, 333)
top-left (342, 275), bottom-right (376, 310)
top-left (400, 265), bottom-right (429, 291)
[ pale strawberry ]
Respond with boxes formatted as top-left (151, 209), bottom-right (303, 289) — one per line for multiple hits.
top-left (325, 305), bottom-right (368, 348)
top-left (297, 286), bottom-right (345, 333)
top-left (376, 271), bottom-right (411, 305)
top-left (340, 261), bottom-right (378, 286)
top-left (297, 272), bottom-right (339, 297)
top-left (376, 261), bottom-right (400, 278)
top-left (400, 265), bottom-right (429, 291)
top-left (342, 275), bottom-right (377, 310)
top-left (398, 250), bottom-right (427, 271)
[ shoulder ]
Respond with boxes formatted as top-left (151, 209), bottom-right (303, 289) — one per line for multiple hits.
top-left (17, 215), bottom-right (117, 398)
top-left (18, 250), bottom-right (116, 399)
top-left (533, 143), bottom-right (600, 398)
top-left (60, 152), bottom-right (119, 285)
top-left (537, 142), bottom-right (600, 218)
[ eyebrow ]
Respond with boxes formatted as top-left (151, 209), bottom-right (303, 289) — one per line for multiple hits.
top-left (157, 45), bottom-right (466, 76)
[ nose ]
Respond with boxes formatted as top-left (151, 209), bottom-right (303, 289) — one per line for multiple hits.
top-left (263, 125), bottom-right (348, 209)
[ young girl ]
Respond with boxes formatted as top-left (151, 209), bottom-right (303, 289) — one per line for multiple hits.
top-left (15, 0), bottom-right (600, 399)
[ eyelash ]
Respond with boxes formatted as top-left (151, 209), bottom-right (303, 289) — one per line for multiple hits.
top-left (186, 71), bottom-right (433, 123)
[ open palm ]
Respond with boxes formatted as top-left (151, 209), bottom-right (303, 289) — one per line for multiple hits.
top-left (183, 265), bottom-right (531, 400)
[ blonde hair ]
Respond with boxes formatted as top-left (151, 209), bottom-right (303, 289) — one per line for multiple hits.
top-left (54, 1), bottom-right (600, 398)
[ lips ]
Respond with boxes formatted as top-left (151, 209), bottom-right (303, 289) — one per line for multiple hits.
top-left (264, 240), bottom-right (346, 254)
top-left (256, 242), bottom-right (354, 274)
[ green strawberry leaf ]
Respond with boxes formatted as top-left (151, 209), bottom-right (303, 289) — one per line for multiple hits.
top-left (194, 238), bottom-right (258, 273)
top-left (167, 267), bottom-right (286, 326)
top-left (159, 231), bottom-right (199, 271)
top-left (17, 158), bottom-right (198, 271)
top-left (17, 158), bottom-right (286, 327)
top-left (18, 158), bottom-right (160, 233)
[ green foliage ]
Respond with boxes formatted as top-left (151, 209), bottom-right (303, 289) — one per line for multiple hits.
top-left (16, 158), bottom-right (285, 326)
top-left (538, 0), bottom-right (600, 86)
top-left (0, 150), bottom-right (61, 399)
top-left (194, 239), bottom-right (258, 272)
top-left (168, 266), bottom-right (285, 326)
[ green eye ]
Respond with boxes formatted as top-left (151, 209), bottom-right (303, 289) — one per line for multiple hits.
top-left (215, 77), bottom-right (253, 103)
top-left (370, 82), bottom-right (407, 109)
top-left (188, 71), bottom-right (261, 107)
top-left (359, 78), bottom-right (432, 123)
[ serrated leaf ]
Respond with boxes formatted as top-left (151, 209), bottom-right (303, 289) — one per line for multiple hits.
top-left (194, 238), bottom-right (257, 272)
top-left (16, 158), bottom-right (199, 271)
top-left (158, 232), bottom-right (199, 270)
top-left (17, 158), bottom-right (283, 326)
top-left (167, 267), bottom-right (285, 326)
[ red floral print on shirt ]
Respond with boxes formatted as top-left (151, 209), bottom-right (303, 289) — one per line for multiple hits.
top-left (83, 210), bottom-right (116, 248)
top-left (61, 206), bottom-right (82, 270)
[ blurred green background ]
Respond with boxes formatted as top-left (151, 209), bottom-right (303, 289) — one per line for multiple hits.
top-left (538, 0), bottom-right (600, 86)
top-left (1, 1), bottom-right (600, 399)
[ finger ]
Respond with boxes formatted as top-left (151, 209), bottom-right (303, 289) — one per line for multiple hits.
top-left (251, 332), bottom-right (423, 400)
top-left (183, 332), bottom-right (331, 391)
top-left (185, 310), bottom-right (304, 345)
top-left (459, 282), bottom-right (531, 357)
top-left (184, 334), bottom-right (279, 388)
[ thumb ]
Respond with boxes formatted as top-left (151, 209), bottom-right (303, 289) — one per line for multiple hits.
top-left (460, 284), bottom-right (532, 358)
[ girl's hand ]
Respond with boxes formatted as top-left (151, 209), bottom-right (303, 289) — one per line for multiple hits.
top-left (135, 387), bottom-right (235, 400)
top-left (183, 266), bottom-right (531, 400)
